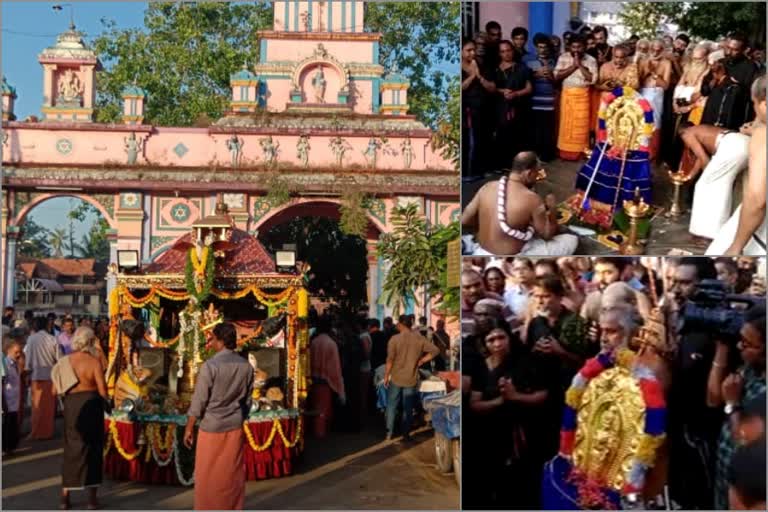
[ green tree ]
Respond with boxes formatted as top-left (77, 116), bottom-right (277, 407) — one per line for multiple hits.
top-left (260, 216), bottom-right (368, 313)
top-left (91, 2), bottom-right (457, 142)
top-left (49, 227), bottom-right (68, 258)
top-left (74, 218), bottom-right (111, 262)
top-left (17, 218), bottom-right (52, 259)
top-left (618, 3), bottom-right (680, 39)
top-left (619, 2), bottom-right (766, 41)
top-left (377, 203), bottom-right (458, 317)
top-left (92, 2), bottom-right (272, 125)
top-left (365, 2), bottom-right (460, 130)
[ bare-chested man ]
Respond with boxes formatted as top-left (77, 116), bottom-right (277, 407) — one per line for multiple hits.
top-left (709, 74), bottom-right (767, 255)
top-left (461, 151), bottom-right (578, 256)
top-left (596, 45), bottom-right (639, 91)
top-left (639, 40), bottom-right (673, 159)
top-left (682, 121), bottom-right (751, 240)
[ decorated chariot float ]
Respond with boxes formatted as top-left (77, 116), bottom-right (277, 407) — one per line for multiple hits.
top-left (102, 203), bottom-right (310, 485)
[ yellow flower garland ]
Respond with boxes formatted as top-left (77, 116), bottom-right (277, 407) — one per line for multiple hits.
top-left (118, 285), bottom-right (294, 307)
top-left (242, 418), bottom-right (302, 452)
top-left (190, 247), bottom-right (209, 276)
top-left (108, 419), bottom-right (143, 461)
top-left (243, 420), bottom-right (278, 451)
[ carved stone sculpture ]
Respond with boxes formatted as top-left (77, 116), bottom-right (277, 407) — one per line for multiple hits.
top-left (296, 135), bottom-right (311, 168)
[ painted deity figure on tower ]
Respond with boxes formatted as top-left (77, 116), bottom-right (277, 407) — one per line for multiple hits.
top-left (124, 132), bottom-right (142, 165)
top-left (226, 135), bottom-right (243, 168)
top-left (58, 69), bottom-right (83, 104)
top-left (297, 135), bottom-right (311, 168)
top-left (311, 66), bottom-right (327, 103)
top-left (401, 138), bottom-right (415, 169)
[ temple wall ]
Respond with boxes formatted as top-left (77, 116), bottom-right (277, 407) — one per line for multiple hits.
top-left (264, 39), bottom-right (376, 64)
top-left (1, 126), bottom-right (450, 170)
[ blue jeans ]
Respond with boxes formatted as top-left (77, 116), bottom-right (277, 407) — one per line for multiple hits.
top-left (385, 383), bottom-right (417, 436)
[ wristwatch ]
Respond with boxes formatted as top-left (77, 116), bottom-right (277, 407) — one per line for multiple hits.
top-left (724, 402), bottom-right (740, 416)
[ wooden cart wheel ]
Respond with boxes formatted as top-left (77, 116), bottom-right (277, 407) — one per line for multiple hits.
top-left (452, 438), bottom-right (460, 485)
top-left (435, 432), bottom-right (452, 473)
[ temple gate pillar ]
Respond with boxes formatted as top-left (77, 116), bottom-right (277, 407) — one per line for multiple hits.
top-left (115, 192), bottom-right (146, 262)
top-left (366, 239), bottom-right (379, 319)
top-left (106, 229), bottom-right (118, 297)
top-left (4, 227), bottom-right (20, 307)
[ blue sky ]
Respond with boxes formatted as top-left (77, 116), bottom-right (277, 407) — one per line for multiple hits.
top-left (2, 2), bottom-right (147, 239)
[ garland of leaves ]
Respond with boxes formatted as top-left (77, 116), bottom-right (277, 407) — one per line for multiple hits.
top-left (184, 248), bottom-right (215, 303)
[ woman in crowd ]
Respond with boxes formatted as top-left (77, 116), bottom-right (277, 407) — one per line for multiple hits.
top-left (483, 266), bottom-right (508, 296)
top-left (56, 326), bottom-right (108, 510)
top-left (462, 38), bottom-right (496, 179)
top-left (707, 303), bottom-right (766, 510)
top-left (493, 40), bottom-right (533, 169)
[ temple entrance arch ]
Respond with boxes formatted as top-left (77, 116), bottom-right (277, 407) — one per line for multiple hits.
top-left (255, 199), bottom-right (386, 319)
top-left (11, 191), bottom-right (117, 230)
top-left (4, 192), bottom-right (115, 311)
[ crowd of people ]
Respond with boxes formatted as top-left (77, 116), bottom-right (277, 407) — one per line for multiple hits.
top-left (1, 308), bottom-right (111, 508)
top-left (461, 256), bottom-right (766, 510)
top-left (462, 19), bottom-right (765, 179)
top-left (307, 309), bottom-right (453, 441)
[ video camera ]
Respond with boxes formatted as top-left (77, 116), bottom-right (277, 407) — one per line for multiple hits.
top-left (678, 279), bottom-right (760, 343)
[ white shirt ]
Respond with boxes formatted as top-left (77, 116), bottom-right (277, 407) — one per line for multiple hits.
top-left (555, 53), bottom-right (598, 88)
top-left (3, 356), bottom-right (21, 413)
top-left (503, 284), bottom-right (532, 319)
top-left (24, 331), bottom-right (61, 381)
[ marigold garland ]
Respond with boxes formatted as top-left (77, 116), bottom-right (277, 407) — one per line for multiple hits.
top-left (185, 247), bottom-right (215, 303)
top-left (108, 419), bottom-right (143, 461)
top-left (242, 418), bottom-right (302, 452)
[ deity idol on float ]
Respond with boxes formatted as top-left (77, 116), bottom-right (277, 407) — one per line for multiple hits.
top-left (542, 297), bottom-right (672, 510)
top-left (569, 87), bottom-right (655, 230)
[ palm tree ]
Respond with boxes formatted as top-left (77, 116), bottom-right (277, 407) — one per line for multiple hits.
top-left (49, 227), bottom-right (68, 257)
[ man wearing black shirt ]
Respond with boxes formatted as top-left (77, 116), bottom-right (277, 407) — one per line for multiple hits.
top-left (667, 258), bottom-right (722, 510)
top-left (702, 33), bottom-right (759, 129)
top-left (368, 318), bottom-right (389, 371)
top-left (483, 21), bottom-right (503, 75)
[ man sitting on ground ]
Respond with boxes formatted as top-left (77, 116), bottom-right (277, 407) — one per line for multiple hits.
top-left (461, 151), bottom-right (578, 256)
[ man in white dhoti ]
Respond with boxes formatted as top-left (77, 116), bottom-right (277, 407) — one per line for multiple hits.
top-left (682, 124), bottom-right (750, 239)
top-left (461, 151), bottom-right (578, 256)
top-left (708, 74), bottom-right (767, 256)
top-left (639, 40), bottom-right (672, 160)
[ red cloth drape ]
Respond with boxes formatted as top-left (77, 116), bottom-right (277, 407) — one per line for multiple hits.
top-left (104, 417), bottom-right (301, 484)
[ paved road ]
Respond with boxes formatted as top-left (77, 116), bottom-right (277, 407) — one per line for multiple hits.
top-left (462, 158), bottom-right (736, 255)
top-left (2, 416), bottom-right (459, 510)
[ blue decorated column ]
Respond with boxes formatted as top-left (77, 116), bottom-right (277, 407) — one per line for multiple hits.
top-left (528, 2), bottom-right (553, 53)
